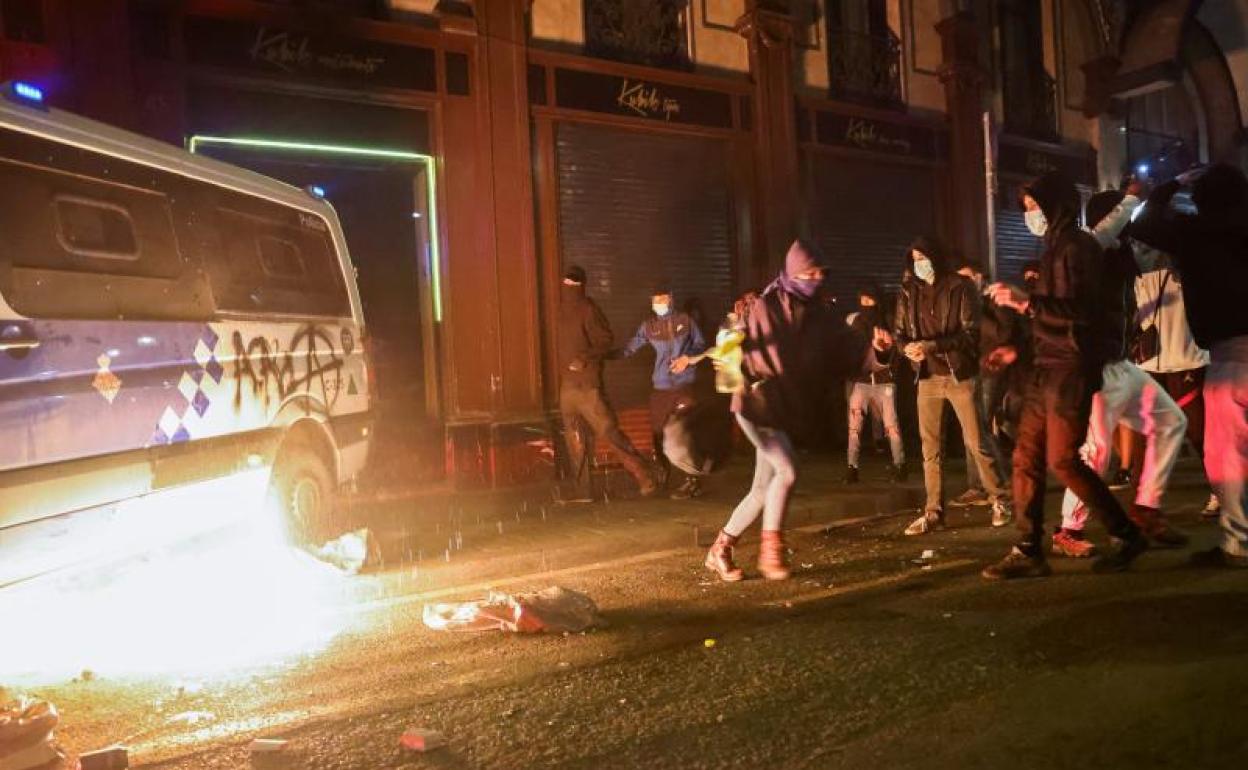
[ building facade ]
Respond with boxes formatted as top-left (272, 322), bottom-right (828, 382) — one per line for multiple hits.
top-left (2, 0), bottom-right (1244, 488)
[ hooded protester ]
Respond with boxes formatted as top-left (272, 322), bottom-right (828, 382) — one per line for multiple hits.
top-left (1131, 163), bottom-right (1248, 569)
top-left (616, 284), bottom-right (708, 499)
top-left (704, 240), bottom-right (834, 582)
top-left (1053, 187), bottom-right (1190, 558)
top-left (843, 284), bottom-right (905, 484)
top-left (982, 171), bottom-right (1147, 580)
top-left (556, 265), bottom-right (660, 501)
top-left (893, 236), bottom-right (1012, 535)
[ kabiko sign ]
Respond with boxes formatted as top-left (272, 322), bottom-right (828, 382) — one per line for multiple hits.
top-left (812, 109), bottom-right (944, 161)
top-left (185, 16), bottom-right (437, 92)
top-left (553, 68), bottom-right (734, 129)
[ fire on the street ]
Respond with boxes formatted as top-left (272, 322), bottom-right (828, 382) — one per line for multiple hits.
top-left (0, 470), bottom-right (364, 686)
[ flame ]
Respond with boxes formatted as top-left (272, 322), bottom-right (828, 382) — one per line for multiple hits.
top-left (0, 469), bottom-right (362, 685)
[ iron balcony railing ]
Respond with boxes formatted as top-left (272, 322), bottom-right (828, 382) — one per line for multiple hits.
top-left (1003, 70), bottom-right (1059, 141)
top-left (827, 28), bottom-right (903, 109)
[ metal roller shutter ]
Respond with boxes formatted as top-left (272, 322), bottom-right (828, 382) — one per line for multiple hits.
top-left (807, 153), bottom-right (938, 311)
top-left (556, 122), bottom-right (737, 416)
top-left (994, 204), bottom-right (1040, 284)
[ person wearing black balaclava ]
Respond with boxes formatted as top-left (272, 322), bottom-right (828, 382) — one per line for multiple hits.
top-left (983, 171), bottom-right (1148, 579)
top-left (704, 240), bottom-right (833, 582)
top-left (556, 266), bottom-right (660, 502)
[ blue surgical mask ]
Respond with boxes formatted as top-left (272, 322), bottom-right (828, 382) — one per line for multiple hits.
top-left (1024, 209), bottom-right (1048, 237)
top-left (913, 257), bottom-right (935, 284)
top-left (652, 303), bottom-right (670, 317)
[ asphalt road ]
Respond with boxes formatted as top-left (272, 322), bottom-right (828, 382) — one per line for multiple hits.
top-left (4, 458), bottom-right (1246, 770)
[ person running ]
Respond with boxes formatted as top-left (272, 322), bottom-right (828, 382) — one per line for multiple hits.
top-left (982, 171), bottom-right (1148, 579)
top-left (616, 285), bottom-right (708, 499)
top-left (1132, 163), bottom-right (1248, 569)
top-left (1052, 188), bottom-right (1189, 558)
top-left (1131, 237), bottom-right (1219, 517)
top-left (894, 236), bottom-right (1013, 535)
top-left (951, 259), bottom-right (1016, 508)
top-left (556, 265), bottom-right (660, 502)
top-left (704, 240), bottom-right (833, 582)
top-left (844, 288), bottom-right (906, 485)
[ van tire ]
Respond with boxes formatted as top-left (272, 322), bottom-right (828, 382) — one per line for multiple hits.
top-left (269, 444), bottom-right (337, 546)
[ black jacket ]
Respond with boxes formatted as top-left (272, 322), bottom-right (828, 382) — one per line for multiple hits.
top-left (557, 284), bottom-right (614, 389)
top-left (1023, 173), bottom-right (1107, 371)
top-left (1131, 178), bottom-right (1248, 350)
top-left (893, 273), bottom-right (981, 381)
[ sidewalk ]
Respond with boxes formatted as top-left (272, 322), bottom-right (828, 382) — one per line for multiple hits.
top-left (346, 453), bottom-right (926, 594)
top-left (343, 450), bottom-right (1215, 596)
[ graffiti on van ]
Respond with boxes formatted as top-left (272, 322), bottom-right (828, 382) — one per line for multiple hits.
top-left (231, 324), bottom-right (343, 410)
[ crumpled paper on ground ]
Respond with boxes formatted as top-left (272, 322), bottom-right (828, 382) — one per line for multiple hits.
top-left (0, 697), bottom-right (64, 770)
top-left (314, 528), bottom-right (378, 575)
top-left (423, 586), bottom-right (604, 634)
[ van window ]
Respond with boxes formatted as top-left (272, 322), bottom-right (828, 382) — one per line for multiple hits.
top-left (54, 196), bottom-right (140, 259)
top-left (0, 127), bottom-right (218, 321)
top-left (205, 195), bottom-right (348, 318)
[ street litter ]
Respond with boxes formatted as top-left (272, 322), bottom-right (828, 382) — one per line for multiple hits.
top-left (399, 728), bottom-right (446, 752)
top-left (0, 697), bottom-right (64, 770)
top-left (913, 549), bottom-right (937, 565)
top-left (311, 528), bottom-right (378, 575)
top-left (78, 746), bottom-right (128, 770)
top-left (167, 711), bottom-right (214, 726)
top-left (248, 739), bottom-right (288, 753)
top-left (423, 586), bottom-right (604, 633)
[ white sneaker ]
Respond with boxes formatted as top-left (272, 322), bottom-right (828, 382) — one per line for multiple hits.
top-left (905, 511), bottom-right (945, 536)
top-left (1202, 493), bottom-right (1221, 518)
top-left (991, 499), bottom-right (1014, 528)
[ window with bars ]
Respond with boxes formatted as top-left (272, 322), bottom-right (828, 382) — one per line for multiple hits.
top-left (824, 0), bottom-right (902, 108)
top-left (999, 0), bottom-right (1058, 141)
top-left (583, 0), bottom-right (691, 70)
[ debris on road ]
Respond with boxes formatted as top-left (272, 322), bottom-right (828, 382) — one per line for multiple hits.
top-left (423, 586), bottom-right (604, 633)
top-left (399, 728), bottom-right (446, 753)
top-left (248, 739), bottom-right (288, 754)
top-left (912, 549), bottom-right (937, 565)
top-left (1, 697), bottom-right (65, 770)
top-left (77, 746), bottom-right (128, 770)
top-left (312, 528), bottom-right (378, 575)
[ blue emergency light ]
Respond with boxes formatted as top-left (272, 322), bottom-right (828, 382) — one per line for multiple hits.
top-left (1137, 163), bottom-right (1150, 177)
top-left (2, 81), bottom-right (48, 108)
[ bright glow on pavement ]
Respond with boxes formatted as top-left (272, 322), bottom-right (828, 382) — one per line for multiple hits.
top-left (0, 472), bottom-right (362, 685)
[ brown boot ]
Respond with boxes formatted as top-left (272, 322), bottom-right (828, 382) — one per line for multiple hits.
top-left (1129, 504), bottom-right (1189, 548)
top-left (758, 530), bottom-right (791, 580)
top-left (704, 530), bottom-right (744, 582)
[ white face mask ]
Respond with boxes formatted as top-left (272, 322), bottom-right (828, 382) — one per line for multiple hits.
top-left (913, 257), bottom-right (935, 284)
top-left (1024, 209), bottom-right (1048, 237)
top-left (652, 303), bottom-right (670, 317)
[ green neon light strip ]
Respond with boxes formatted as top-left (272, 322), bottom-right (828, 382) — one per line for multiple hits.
top-left (188, 135), bottom-right (444, 323)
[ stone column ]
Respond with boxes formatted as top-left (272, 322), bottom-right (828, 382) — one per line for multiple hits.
top-left (736, 1), bottom-right (802, 276)
top-left (937, 11), bottom-right (989, 267)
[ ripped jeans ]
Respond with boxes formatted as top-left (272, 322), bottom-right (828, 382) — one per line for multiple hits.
top-left (847, 381), bottom-right (904, 467)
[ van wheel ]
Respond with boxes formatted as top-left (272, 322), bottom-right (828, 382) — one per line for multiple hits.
top-left (269, 445), bottom-right (336, 546)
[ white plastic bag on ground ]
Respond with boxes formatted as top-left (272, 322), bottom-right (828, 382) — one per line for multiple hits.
top-left (314, 528), bottom-right (377, 574)
top-left (423, 586), bottom-right (603, 634)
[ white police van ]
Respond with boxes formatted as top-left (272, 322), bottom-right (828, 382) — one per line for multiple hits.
top-left (0, 82), bottom-right (372, 587)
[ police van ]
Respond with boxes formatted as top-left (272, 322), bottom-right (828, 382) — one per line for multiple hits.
top-left (0, 82), bottom-right (372, 587)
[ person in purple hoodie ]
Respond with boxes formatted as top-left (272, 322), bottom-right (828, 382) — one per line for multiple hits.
top-left (704, 240), bottom-right (833, 582)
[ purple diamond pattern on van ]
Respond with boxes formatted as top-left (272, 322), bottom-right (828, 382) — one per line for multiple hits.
top-left (199, 327), bottom-right (225, 384)
top-left (147, 324), bottom-right (222, 447)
